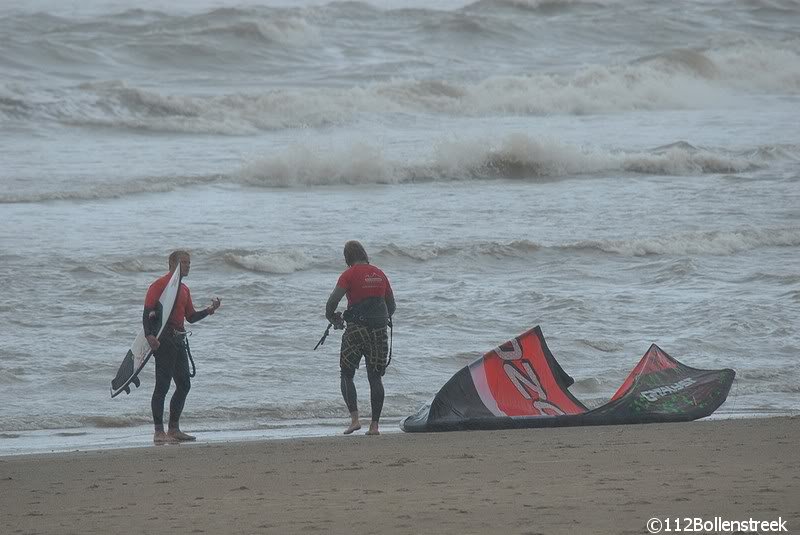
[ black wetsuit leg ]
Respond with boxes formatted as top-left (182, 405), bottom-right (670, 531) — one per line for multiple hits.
top-left (168, 337), bottom-right (191, 428)
top-left (151, 339), bottom-right (177, 428)
top-left (366, 366), bottom-right (384, 422)
top-left (340, 365), bottom-right (358, 414)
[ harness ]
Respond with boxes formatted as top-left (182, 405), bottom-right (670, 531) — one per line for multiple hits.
top-left (170, 329), bottom-right (196, 378)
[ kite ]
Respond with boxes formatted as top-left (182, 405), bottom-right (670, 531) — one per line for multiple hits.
top-left (401, 326), bottom-right (735, 432)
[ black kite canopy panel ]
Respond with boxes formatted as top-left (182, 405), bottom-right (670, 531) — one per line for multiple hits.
top-left (401, 326), bottom-right (735, 432)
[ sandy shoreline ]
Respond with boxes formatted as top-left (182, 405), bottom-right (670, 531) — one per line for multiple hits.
top-left (2, 417), bottom-right (798, 535)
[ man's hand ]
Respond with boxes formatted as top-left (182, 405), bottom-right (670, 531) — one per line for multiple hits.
top-left (146, 334), bottom-right (160, 351)
top-left (207, 297), bottom-right (221, 315)
top-left (331, 311), bottom-right (345, 330)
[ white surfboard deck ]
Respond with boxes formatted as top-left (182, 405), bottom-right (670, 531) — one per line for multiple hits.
top-left (110, 268), bottom-right (181, 398)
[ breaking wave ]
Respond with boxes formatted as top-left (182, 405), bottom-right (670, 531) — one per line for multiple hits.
top-left (223, 250), bottom-right (316, 274)
top-left (237, 135), bottom-right (764, 187)
top-left (2, 38), bottom-right (798, 133)
top-left (2, 135), bottom-right (784, 202)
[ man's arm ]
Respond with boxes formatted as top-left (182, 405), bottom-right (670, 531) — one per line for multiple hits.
top-left (143, 308), bottom-right (158, 336)
top-left (326, 286), bottom-right (346, 322)
top-left (385, 282), bottom-right (396, 317)
top-left (143, 283), bottom-right (161, 350)
top-left (188, 297), bottom-right (221, 323)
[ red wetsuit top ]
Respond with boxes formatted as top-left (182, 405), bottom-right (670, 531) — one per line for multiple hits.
top-left (144, 271), bottom-right (200, 332)
top-left (337, 264), bottom-right (394, 308)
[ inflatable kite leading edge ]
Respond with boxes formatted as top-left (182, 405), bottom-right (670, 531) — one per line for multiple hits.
top-left (401, 326), bottom-right (735, 432)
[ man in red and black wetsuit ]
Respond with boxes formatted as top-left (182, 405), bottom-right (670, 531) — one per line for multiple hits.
top-left (144, 250), bottom-right (221, 445)
top-left (326, 240), bottom-right (396, 436)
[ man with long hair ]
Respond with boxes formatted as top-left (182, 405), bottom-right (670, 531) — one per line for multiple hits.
top-left (326, 241), bottom-right (396, 435)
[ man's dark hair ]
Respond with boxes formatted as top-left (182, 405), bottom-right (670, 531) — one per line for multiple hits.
top-left (343, 241), bottom-right (369, 267)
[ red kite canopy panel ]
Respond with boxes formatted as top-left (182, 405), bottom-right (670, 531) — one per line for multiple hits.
top-left (469, 327), bottom-right (586, 417)
top-left (610, 343), bottom-right (679, 402)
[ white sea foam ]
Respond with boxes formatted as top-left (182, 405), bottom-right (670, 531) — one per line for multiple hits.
top-left (238, 143), bottom-right (400, 186)
top-left (224, 250), bottom-right (314, 274)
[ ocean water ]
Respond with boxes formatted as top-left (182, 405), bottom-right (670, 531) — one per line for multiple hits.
top-left (1, 0), bottom-right (798, 455)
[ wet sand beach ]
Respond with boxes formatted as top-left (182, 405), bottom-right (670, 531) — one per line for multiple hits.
top-left (2, 417), bottom-right (798, 535)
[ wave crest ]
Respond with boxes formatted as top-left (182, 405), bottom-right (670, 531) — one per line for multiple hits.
top-left (466, 0), bottom-right (615, 12)
top-left (0, 173), bottom-right (222, 203)
top-left (569, 228), bottom-right (800, 257)
top-left (236, 134), bottom-right (766, 188)
top-left (379, 240), bottom-right (541, 261)
top-left (2, 135), bottom-right (778, 203)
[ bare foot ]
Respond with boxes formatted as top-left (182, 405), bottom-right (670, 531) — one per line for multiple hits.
top-left (167, 429), bottom-right (196, 441)
top-left (153, 431), bottom-right (178, 445)
top-left (343, 422), bottom-right (362, 435)
top-left (365, 423), bottom-right (380, 436)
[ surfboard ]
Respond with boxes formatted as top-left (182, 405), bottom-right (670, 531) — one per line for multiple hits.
top-left (110, 268), bottom-right (181, 398)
